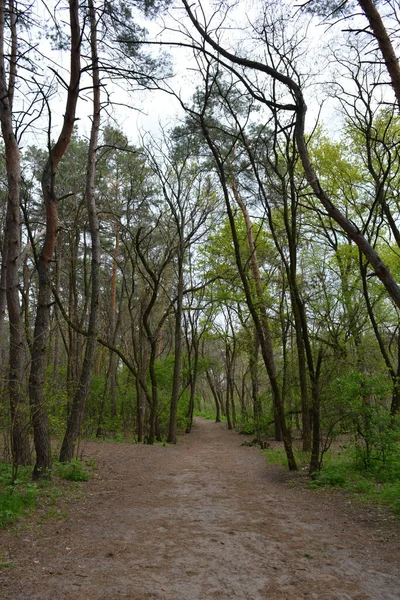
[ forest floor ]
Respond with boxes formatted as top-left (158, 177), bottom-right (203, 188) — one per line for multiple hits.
top-left (1, 418), bottom-right (400, 600)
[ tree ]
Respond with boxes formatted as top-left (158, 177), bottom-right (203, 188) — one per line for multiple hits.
top-left (28, 0), bottom-right (81, 478)
top-left (179, 0), bottom-right (400, 311)
top-left (0, 0), bottom-right (31, 466)
top-left (60, 0), bottom-right (101, 462)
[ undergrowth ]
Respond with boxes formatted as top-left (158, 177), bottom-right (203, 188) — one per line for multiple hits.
top-left (308, 448), bottom-right (400, 515)
top-left (0, 462), bottom-right (39, 527)
top-left (194, 410), bottom-right (226, 421)
top-left (0, 457), bottom-right (93, 528)
top-left (53, 458), bottom-right (89, 482)
top-left (262, 442), bottom-right (400, 516)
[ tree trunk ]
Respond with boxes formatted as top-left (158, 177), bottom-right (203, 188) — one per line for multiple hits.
top-left (309, 349), bottom-right (323, 474)
top-left (52, 236), bottom-right (62, 378)
top-left (206, 369), bottom-right (221, 422)
top-left (203, 120), bottom-right (295, 461)
top-left (60, 0), bottom-right (100, 462)
top-left (109, 223), bottom-right (120, 420)
top-left (357, 0), bottom-right (400, 109)
top-left (359, 252), bottom-right (400, 416)
top-left (250, 330), bottom-right (262, 442)
top-left (29, 0), bottom-right (80, 476)
top-left (67, 224), bottom-right (80, 407)
top-left (0, 237), bottom-right (7, 347)
top-left (183, 0), bottom-right (400, 311)
top-left (136, 310), bottom-right (149, 442)
top-left (230, 179), bottom-right (294, 462)
top-left (225, 345), bottom-right (233, 430)
top-left (0, 0), bottom-right (31, 466)
top-left (167, 254), bottom-right (184, 444)
top-left (185, 339), bottom-right (199, 434)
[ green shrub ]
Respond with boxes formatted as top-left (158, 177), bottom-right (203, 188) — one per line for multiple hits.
top-left (55, 459), bottom-right (89, 482)
top-left (235, 414), bottom-right (255, 435)
top-left (308, 465), bottom-right (348, 488)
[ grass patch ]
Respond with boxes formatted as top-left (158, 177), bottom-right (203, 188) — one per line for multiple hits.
top-left (0, 462), bottom-right (39, 528)
top-left (0, 455), bottom-right (95, 528)
top-left (261, 441), bottom-right (400, 517)
top-left (42, 506), bottom-right (70, 521)
top-left (308, 447), bottom-right (400, 516)
top-left (194, 410), bottom-right (217, 420)
top-left (262, 447), bottom-right (288, 467)
top-left (194, 410), bottom-right (226, 421)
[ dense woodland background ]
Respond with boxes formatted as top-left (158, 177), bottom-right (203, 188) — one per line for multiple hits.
top-left (1, 0), bottom-right (400, 483)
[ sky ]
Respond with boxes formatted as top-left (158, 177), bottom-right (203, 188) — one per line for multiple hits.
top-left (13, 0), bottom-right (388, 153)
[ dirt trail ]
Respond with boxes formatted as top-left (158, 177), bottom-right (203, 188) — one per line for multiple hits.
top-left (1, 418), bottom-right (400, 600)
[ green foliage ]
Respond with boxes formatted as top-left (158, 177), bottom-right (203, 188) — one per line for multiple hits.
top-left (309, 464), bottom-right (348, 488)
top-left (194, 409), bottom-right (219, 420)
top-left (308, 436), bottom-right (400, 515)
top-left (0, 462), bottom-right (39, 527)
top-left (262, 447), bottom-right (288, 467)
top-left (328, 371), bottom-right (395, 468)
top-left (354, 410), bottom-right (399, 470)
top-left (44, 367), bottom-right (69, 437)
top-left (308, 457), bottom-right (400, 515)
top-left (235, 414), bottom-right (256, 435)
top-left (86, 370), bottom-right (137, 437)
top-left (151, 356), bottom-right (190, 434)
top-left (0, 455), bottom-right (95, 528)
top-left (54, 459), bottom-right (89, 482)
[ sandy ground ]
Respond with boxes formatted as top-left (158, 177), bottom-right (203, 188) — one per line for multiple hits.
top-left (1, 417), bottom-right (399, 600)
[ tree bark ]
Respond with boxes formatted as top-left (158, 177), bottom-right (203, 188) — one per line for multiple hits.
top-left (185, 337), bottom-right (199, 433)
top-left (231, 179), bottom-right (284, 441)
top-left (109, 223), bottom-right (120, 420)
top-left (198, 116), bottom-right (297, 469)
top-left (0, 0), bottom-right (31, 466)
top-left (167, 253), bottom-right (184, 443)
top-left (357, 0), bottom-right (400, 110)
top-left (60, 0), bottom-right (100, 462)
top-left (249, 329), bottom-right (261, 443)
top-left (29, 0), bottom-right (81, 476)
top-left (206, 369), bottom-right (222, 422)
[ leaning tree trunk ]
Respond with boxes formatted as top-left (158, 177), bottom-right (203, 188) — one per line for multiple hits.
top-left (357, 0), bottom-right (400, 110)
top-left (359, 252), bottom-right (400, 416)
top-left (60, 0), bottom-right (100, 462)
top-left (183, 0), bottom-right (400, 312)
top-left (230, 179), bottom-right (298, 466)
top-left (200, 117), bottom-right (296, 467)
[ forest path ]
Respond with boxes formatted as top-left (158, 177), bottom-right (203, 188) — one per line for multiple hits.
top-left (1, 417), bottom-right (400, 600)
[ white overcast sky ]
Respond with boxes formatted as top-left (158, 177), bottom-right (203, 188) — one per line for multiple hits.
top-left (19, 0), bottom-right (382, 151)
